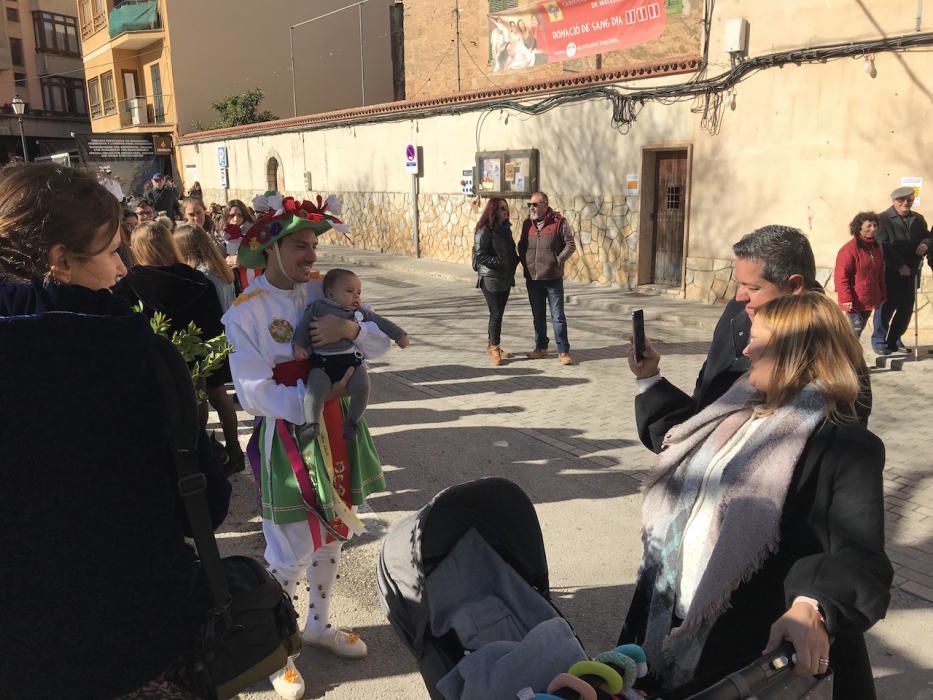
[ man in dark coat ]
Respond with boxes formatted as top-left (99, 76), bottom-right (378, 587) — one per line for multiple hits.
top-left (871, 185), bottom-right (932, 355)
top-left (631, 225), bottom-right (871, 452)
top-left (145, 173), bottom-right (181, 219)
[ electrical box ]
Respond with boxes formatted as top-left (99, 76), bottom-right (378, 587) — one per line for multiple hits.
top-left (460, 166), bottom-right (474, 195)
top-left (723, 17), bottom-right (749, 55)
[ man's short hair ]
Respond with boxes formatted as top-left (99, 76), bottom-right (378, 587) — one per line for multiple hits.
top-left (732, 225), bottom-right (816, 289)
top-left (533, 191), bottom-right (549, 205)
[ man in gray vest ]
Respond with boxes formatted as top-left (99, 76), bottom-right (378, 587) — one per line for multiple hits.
top-left (518, 191), bottom-right (577, 365)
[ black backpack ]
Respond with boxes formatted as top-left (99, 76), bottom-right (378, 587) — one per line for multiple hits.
top-left (149, 334), bottom-right (302, 699)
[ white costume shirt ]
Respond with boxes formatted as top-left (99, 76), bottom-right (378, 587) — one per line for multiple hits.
top-left (221, 274), bottom-right (391, 425)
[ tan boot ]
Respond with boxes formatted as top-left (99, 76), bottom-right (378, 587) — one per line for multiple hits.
top-left (487, 344), bottom-right (511, 359)
top-left (489, 345), bottom-right (503, 366)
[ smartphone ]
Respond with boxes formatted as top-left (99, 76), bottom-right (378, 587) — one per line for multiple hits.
top-left (632, 309), bottom-right (646, 362)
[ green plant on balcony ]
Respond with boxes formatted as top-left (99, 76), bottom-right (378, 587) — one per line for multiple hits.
top-left (192, 87), bottom-right (277, 131)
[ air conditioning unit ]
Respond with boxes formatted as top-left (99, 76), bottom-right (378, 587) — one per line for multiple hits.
top-left (128, 96), bottom-right (149, 125)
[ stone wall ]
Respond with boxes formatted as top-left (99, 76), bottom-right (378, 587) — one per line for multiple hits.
top-left (206, 188), bottom-right (640, 288)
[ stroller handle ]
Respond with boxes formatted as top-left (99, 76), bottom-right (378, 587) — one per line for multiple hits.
top-left (683, 641), bottom-right (799, 700)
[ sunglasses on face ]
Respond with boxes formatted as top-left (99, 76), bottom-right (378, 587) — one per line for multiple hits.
top-left (527, 202), bottom-right (543, 208)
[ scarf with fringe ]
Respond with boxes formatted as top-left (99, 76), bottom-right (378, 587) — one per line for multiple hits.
top-left (639, 377), bottom-right (826, 688)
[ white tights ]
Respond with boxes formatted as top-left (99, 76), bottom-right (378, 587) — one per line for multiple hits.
top-left (262, 519), bottom-right (343, 633)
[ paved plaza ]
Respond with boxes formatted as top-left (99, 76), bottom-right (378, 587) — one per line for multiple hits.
top-left (218, 246), bottom-right (933, 699)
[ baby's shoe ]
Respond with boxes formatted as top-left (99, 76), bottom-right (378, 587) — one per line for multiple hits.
top-left (302, 624), bottom-right (368, 659)
top-left (269, 656), bottom-right (305, 699)
top-left (297, 423), bottom-right (319, 446)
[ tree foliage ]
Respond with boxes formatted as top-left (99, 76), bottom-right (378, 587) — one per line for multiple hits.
top-left (192, 87), bottom-right (277, 131)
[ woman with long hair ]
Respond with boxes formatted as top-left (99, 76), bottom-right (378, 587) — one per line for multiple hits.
top-left (472, 197), bottom-right (519, 365)
top-left (181, 195), bottom-right (214, 234)
top-left (174, 223), bottom-right (236, 312)
top-left (622, 292), bottom-right (891, 699)
top-left (0, 163), bottom-right (229, 698)
top-left (116, 221), bottom-right (245, 474)
top-left (220, 199), bottom-right (257, 292)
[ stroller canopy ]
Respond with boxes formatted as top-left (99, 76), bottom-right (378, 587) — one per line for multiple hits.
top-left (377, 477), bottom-right (550, 656)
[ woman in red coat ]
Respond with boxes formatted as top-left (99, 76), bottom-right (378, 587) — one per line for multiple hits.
top-left (834, 211), bottom-right (886, 337)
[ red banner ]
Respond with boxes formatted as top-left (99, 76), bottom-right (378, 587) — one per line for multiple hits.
top-left (489, 0), bottom-right (667, 72)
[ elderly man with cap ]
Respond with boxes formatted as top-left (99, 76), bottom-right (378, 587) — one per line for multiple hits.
top-left (871, 185), bottom-right (933, 355)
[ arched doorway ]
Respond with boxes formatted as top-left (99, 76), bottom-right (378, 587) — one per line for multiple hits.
top-left (266, 157), bottom-right (284, 193)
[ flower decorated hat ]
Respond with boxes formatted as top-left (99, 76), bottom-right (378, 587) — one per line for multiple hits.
top-left (237, 192), bottom-right (349, 269)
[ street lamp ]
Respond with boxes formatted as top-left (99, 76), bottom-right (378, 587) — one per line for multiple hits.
top-left (11, 94), bottom-right (27, 162)
top-left (290, 0), bottom-right (370, 117)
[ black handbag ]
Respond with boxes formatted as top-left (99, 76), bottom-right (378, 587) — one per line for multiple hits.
top-left (150, 335), bottom-right (302, 700)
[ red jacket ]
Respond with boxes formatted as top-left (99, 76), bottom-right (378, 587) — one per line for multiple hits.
top-left (834, 237), bottom-right (886, 312)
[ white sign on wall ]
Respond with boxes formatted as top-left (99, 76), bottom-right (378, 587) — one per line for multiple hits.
top-left (901, 176), bottom-right (923, 206)
top-left (219, 167), bottom-right (228, 189)
top-left (217, 146), bottom-right (227, 168)
top-left (625, 173), bottom-right (640, 196)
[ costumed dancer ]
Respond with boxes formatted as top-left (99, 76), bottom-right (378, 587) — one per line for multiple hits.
top-left (222, 195), bottom-right (389, 700)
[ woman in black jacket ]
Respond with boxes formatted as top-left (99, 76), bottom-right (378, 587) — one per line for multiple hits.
top-left (114, 221), bottom-right (245, 474)
top-left (473, 196), bottom-right (519, 365)
top-left (0, 163), bottom-right (230, 699)
top-left (621, 293), bottom-right (891, 700)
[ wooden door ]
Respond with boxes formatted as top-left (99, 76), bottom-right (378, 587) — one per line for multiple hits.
top-left (651, 151), bottom-right (688, 285)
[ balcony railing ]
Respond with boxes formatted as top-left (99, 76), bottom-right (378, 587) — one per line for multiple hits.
top-left (118, 93), bottom-right (173, 127)
top-left (108, 0), bottom-right (160, 38)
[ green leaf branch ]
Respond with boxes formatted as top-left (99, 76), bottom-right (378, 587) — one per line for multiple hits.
top-left (138, 305), bottom-right (233, 401)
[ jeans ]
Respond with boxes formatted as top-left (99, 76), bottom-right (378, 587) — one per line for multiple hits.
top-left (480, 282), bottom-right (511, 346)
top-left (847, 311), bottom-right (871, 338)
top-left (526, 278), bottom-right (569, 353)
top-left (871, 273), bottom-right (915, 349)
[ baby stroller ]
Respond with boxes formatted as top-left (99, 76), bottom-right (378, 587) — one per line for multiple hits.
top-left (377, 478), bottom-right (832, 700)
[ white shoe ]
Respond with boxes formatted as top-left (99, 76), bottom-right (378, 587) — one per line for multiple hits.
top-left (302, 625), bottom-right (368, 659)
top-left (269, 657), bottom-right (305, 700)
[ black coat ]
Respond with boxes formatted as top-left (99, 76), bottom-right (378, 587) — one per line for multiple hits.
top-left (876, 205), bottom-right (931, 273)
top-left (0, 279), bottom-right (230, 698)
top-left (620, 421), bottom-right (893, 700)
top-left (635, 298), bottom-right (872, 452)
top-left (113, 262), bottom-right (231, 387)
top-left (473, 223), bottom-right (519, 293)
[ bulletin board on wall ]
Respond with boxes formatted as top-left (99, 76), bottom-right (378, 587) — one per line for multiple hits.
top-left (476, 149), bottom-right (539, 197)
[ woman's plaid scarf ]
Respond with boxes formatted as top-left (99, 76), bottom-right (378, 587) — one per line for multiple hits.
top-left (638, 377), bottom-right (827, 688)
